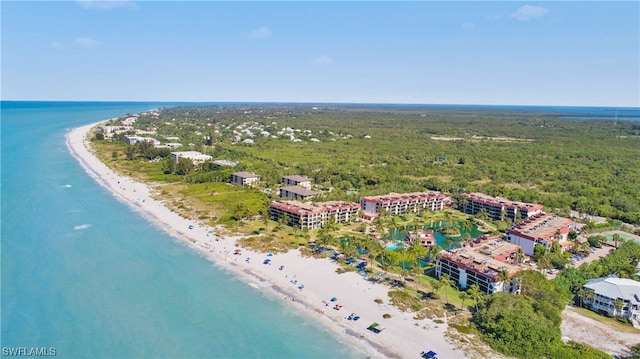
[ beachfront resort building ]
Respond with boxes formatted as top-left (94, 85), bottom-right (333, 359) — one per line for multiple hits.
top-left (359, 191), bottom-right (445, 219)
top-left (459, 192), bottom-right (543, 222)
top-left (125, 136), bottom-right (161, 146)
top-left (279, 186), bottom-right (320, 201)
top-left (99, 125), bottom-right (134, 139)
top-left (580, 277), bottom-right (640, 322)
top-left (169, 151), bottom-right (213, 165)
top-left (282, 175), bottom-right (313, 189)
top-left (436, 235), bottom-right (524, 294)
top-left (231, 171), bottom-right (261, 187)
top-left (505, 212), bottom-right (576, 256)
top-left (269, 200), bottom-right (361, 230)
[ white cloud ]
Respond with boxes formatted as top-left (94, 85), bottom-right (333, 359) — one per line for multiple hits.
top-left (462, 22), bottom-right (475, 30)
top-left (73, 37), bottom-right (99, 48)
top-left (312, 55), bottom-right (331, 65)
top-left (50, 41), bottom-right (64, 50)
top-left (248, 26), bottom-right (272, 39)
top-left (486, 13), bottom-right (503, 20)
top-left (510, 5), bottom-right (549, 21)
top-left (76, 0), bottom-right (136, 11)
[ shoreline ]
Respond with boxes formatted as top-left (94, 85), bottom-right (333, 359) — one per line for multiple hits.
top-left (65, 120), bottom-right (464, 359)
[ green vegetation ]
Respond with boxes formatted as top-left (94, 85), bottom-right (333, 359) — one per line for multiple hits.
top-left (95, 105), bottom-right (640, 227)
top-left (472, 271), bottom-right (610, 359)
top-left (554, 240), bottom-right (640, 295)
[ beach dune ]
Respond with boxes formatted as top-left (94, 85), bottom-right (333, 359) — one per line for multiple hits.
top-left (66, 121), bottom-right (464, 359)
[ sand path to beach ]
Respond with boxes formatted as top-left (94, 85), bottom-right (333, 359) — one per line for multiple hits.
top-left (66, 121), bottom-right (465, 359)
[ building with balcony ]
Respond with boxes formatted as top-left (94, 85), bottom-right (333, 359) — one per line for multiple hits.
top-left (268, 200), bottom-right (361, 230)
top-left (279, 186), bottom-right (320, 201)
top-left (459, 192), bottom-right (543, 222)
top-left (505, 212), bottom-right (575, 256)
top-left (359, 191), bottom-right (445, 219)
top-left (436, 235), bottom-right (524, 294)
top-left (581, 277), bottom-right (640, 321)
top-left (231, 171), bottom-right (261, 187)
top-left (169, 151), bottom-right (213, 165)
top-left (282, 175), bottom-right (313, 189)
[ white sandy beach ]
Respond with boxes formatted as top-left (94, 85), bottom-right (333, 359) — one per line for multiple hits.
top-left (66, 121), bottom-right (465, 359)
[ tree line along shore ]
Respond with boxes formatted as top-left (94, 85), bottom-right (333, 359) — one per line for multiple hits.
top-left (89, 105), bottom-right (640, 359)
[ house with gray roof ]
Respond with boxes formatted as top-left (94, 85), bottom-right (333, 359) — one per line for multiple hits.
top-left (279, 186), bottom-right (320, 201)
top-left (581, 277), bottom-right (640, 322)
top-left (282, 175), bottom-right (313, 189)
top-left (231, 171), bottom-right (260, 187)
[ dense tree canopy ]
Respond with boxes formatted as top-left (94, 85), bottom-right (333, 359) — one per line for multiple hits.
top-left (123, 105), bottom-right (640, 224)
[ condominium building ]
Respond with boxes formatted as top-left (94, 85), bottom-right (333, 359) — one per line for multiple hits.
top-left (459, 192), bottom-right (543, 222)
top-left (505, 212), bottom-right (575, 256)
top-left (279, 186), bottom-right (320, 201)
top-left (436, 235), bottom-right (523, 294)
top-left (268, 200), bottom-right (361, 230)
top-left (126, 136), bottom-right (160, 146)
top-left (581, 277), bottom-right (640, 321)
top-left (282, 175), bottom-right (313, 189)
top-left (169, 151), bottom-right (213, 165)
top-left (230, 171), bottom-right (261, 187)
top-left (359, 191), bottom-right (445, 219)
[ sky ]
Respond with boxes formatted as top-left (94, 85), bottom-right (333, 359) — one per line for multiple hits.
top-left (2, 1), bottom-right (639, 107)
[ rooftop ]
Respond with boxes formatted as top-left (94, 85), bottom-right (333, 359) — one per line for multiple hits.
top-left (441, 235), bottom-right (523, 279)
top-left (280, 186), bottom-right (320, 197)
top-left (584, 277), bottom-right (640, 304)
top-left (507, 212), bottom-right (574, 240)
top-left (462, 192), bottom-right (543, 211)
top-left (232, 171), bottom-right (260, 178)
top-left (361, 191), bottom-right (445, 204)
top-left (270, 200), bottom-right (360, 216)
top-left (283, 175), bottom-right (312, 182)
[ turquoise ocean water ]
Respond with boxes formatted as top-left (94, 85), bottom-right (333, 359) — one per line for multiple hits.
top-left (1, 102), bottom-right (361, 358)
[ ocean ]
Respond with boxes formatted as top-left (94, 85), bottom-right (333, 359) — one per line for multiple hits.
top-left (0, 102), bottom-right (361, 358)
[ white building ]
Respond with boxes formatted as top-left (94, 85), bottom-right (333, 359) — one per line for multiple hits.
top-left (126, 136), bottom-right (160, 146)
top-left (282, 175), bottom-right (313, 189)
top-left (279, 186), bottom-right (320, 200)
top-left (582, 277), bottom-right (640, 322)
top-left (231, 171), bottom-right (260, 187)
top-left (505, 213), bottom-right (575, 256)
top-left (169, 151), bottom-right (213, 165)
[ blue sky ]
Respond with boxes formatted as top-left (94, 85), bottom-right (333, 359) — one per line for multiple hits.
top-left (2, 1), bottom-right (639, 106)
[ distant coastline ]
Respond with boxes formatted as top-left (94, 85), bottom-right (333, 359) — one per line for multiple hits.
top-left (3, 100), bottom-right (639, 121)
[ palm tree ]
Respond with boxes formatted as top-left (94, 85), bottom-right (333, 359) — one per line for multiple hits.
top-left (581, 289), bottom-right (595, 308)
top-left (367, 241), bottom-right (384, 272)
top-left (496, 269), bottom-right (510, 293)
top-left (537, 255), bottom-right (553, 275)
top-left (468, 284), bottom-right (484, 312)
top-left (409, 262), bottom-right (423, 290)
top-left (458, 291), bottom-right (469, 310)
top-left (612, 233), bottom-right (622, 249)
top-left (279, 213), bottom-right (290, 239)
top-left (440, 273), bottom-right (453, 305)
top-left (427, 245), bottom-right (443, 263)
top-left (514, 248), bottom-right (525, 265)
top-left (614, 298), bottom-right (625, 318)
top-left (394, 246), bottom-right (407, 271)
top-left (382, 255), bottom-right (398, 279)
top-left (407, 243), bottom-right (420, 269)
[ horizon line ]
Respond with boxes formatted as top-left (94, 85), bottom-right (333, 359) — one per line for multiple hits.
top-left (2, 99), bottom-right (639, 109)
